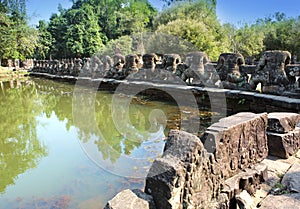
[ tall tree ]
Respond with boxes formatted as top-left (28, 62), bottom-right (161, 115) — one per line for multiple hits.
top-left (34, 20), bottom-right (53, 59)
top-left (63, 3), bottom-right (104, 57)
top-left (47, 11), bottom-right (68, 58)
top-left (0, 0), bottom-right (38, 61)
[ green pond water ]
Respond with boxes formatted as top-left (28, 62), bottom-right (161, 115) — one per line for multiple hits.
top-left (0, 77), bottom-right (215, 209)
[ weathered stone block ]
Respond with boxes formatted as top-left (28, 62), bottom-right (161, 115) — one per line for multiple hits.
top-left (267, 128), bottom-right (300, 158)
top-left (281, 163), bottom-right (300, 193)
top-left (267, 112), bottom-right (300, 133)
top-left (259, 193), bottom-right (300, 209)
top-left (222, 163), bottom-right (268, 201)
top-left (104, 189), bottom-right (156, 209)
top-left (145, 130), bottom-right (224, 209)
top-left (201, 112), bottom-right (268, 179)
top-left (235, 190), bottom-right (256, 209)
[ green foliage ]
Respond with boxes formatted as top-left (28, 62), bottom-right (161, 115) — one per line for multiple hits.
top-left (97, 35), bottom-right (134, 56)
top-left (34, 20), bottom-right (53, 60)
top-left (227, 24), bottom-right (265, 57)
top-left (116, 0), bottom-right (157, 35)
top-left (65, 3), bottom-right (104, 57)
top-left (47, 12), bottom-right (68, 58)
top-left (0, 83), bottom-right (47, 193)
top-left (159, 19), bottom-right (218, 60)
top-left (43, 0), bottom-right (156, 58)
top-left (153, 0), bottom-right (217, 29)
top-left (0, 0), bottom-right (38, 61)
top-left (263, 14), bottom-right (300, 57)
top-left (154, 0), bottom-right (230, 60)
top-left (2, 0), bottom-right (300, 61)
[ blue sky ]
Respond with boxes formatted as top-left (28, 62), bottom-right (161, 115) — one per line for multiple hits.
top-left (27, 0), bottom-right (300, 26)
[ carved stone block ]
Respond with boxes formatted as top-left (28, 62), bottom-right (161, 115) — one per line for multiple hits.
top-left (267, 112), bottom-right (300, 133)
top-left (222, 163), bottom-right (268, 201)
top-left (201, 112), bottom-right (268, 179)
top-left (267, 128), bottom-right (300, 158)
top-left (145, 130), bottom-right (224, 209)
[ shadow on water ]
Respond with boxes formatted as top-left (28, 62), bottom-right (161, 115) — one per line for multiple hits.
top-left (0, 77), bottom-right (216, 209)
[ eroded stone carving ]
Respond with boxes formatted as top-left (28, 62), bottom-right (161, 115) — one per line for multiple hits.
top-left (175, 51), bottom-right (213, 86)
top-left (161, 53), bottom-right (181, 73)
top-left (30, 51), bottom-right (300, 94)
top-left (142, 53), bottom-right (159, 80)
top-left (215, 53), bottom-right (250, 90)
top-left (249, 50), bottom-right (291, 94)
top-left (99, 55), bottom-right (113, 75)
top-left (104, 53), bottom-right (125, 79)
top-left (123, 54), bottom-right (142, 78)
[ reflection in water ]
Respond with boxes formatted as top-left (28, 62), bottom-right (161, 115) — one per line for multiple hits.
top-left (0, 78), bottom-right (215, 209)
top-left (0, 81), bottom-right (47, 193)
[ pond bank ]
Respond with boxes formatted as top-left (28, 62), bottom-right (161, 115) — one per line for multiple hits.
top-left (0, 67), bottom-right (29, 81)
top-left (29, 72), bottom-right (300, 114)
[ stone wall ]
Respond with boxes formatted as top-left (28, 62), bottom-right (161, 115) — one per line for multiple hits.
top-left (29, 50), bottom-right (300, 95)
top-left (104, 112), bottom-right (300, 209)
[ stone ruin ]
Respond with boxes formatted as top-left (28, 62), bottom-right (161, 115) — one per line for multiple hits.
top-left (30, 50), bottom-right (300, 96)
top-left (249, 50), bottom-right (292, 94)
top-left (104, 112), bottom-right (300, 209)
top-left (215, 52), bottom-right (250, 90)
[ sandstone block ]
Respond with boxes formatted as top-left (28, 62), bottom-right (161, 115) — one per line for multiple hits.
top-left (145, 130), bottom-right (224, 209)
top-left (268, 112), bottom-right (300, 133)
top-left (222, 163), bottom-right (268, 201)
top-left (259, 193), bottom-right (300, 209)
top-left (201, 112), bottom-right (268, 179)
top-left (267, 128), bottom-right (300, 158)
top-left (104, 189), bottom-right (156, 209)
top-left (236, 190), bottom-right (256, 209)
top-left (281, 163), bottom-right (300, 193)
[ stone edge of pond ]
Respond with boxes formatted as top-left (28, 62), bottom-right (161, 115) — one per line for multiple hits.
top-left (29, 72), bottom-right (300, 113)
top-left (103, 112), bottom-right (300, 209)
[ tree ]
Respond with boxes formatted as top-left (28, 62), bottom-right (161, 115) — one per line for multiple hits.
top-left (117, 0), bottom-right (157, 35)
top-left (34, 20), bottom-right (53, 59)
top-left (64, 3), bottom-right (104, 57)
top-left (47, 12), bottom-right (68, 58)
top-left (232, 24), bottom-right (265, 58)
top-left (153, 0), bottom-right (229, 60)
top-left (0, 0), bottom-right (38, 61)
top-left (161, 0), bottom-right (216, 7)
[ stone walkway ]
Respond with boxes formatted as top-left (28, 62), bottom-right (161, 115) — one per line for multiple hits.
top-left (249, 150), bottom-right (300, 209)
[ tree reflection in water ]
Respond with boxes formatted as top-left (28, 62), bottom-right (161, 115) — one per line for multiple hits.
top-left (33, 78), bottom-right (210, 174)
top-left (0, 80), bottom-right (47, 193)
top-left (72, 83), bottom-right (181, 177)
top-left (0, 78), bottom-right (214, 208)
